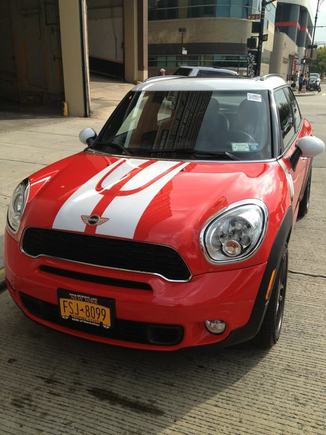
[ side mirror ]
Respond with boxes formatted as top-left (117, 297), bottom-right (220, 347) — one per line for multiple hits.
top-left (79, 128), bottom-right (97, 145)
top-left (296, 136), bottom-right (325, 158)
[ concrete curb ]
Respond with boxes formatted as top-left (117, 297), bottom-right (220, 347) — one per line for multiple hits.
top-left (294, 92), bottom-right (317, 97)
top-left (0, 268), bottom-right (6, 293)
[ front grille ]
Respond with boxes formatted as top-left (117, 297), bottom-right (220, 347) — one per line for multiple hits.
top-left (20, 293), bottom-right (184, 346)
top-left (39, 265), bottom-right (152, 291)
top-left (22, 228), bottom-right (191, 281)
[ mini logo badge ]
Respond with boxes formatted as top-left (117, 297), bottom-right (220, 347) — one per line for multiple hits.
top-left (81, 215), bottom-right (109, 226)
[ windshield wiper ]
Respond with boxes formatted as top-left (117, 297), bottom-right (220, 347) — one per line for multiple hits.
top-left (132, 148), bottom-right (239, 160)
top-left (187, 150), bottom-right (240, 160)
top-left (91, 141), bottom-right (133, 156)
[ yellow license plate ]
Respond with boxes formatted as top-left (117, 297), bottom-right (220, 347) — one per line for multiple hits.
top-left (59, 298), bottom-right (111, 328)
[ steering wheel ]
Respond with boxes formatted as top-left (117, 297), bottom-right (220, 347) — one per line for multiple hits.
top-left (229, 130), bottom-right (256, 144)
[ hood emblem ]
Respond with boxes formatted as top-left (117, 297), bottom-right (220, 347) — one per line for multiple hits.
top-left (81, 214), bottom-right (109, 226)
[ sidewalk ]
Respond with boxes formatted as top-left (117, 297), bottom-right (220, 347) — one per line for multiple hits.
top-left (294, 91), bottom-right (318, 97)
top-left (0, 77), bottom-right (133, 270)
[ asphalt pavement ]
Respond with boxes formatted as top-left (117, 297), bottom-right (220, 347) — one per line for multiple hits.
top-left (0, 80), bottom-right (325, 434)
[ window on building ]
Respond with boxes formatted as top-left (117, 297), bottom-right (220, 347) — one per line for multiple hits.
top-left (216, 0), bottom-right (257, 19)
top-left (148, 0), bottom-right (178, 20)
top-left (188, 0), bottom-right (216, 18)
top-left (217, 0), bottom-right (231, 17)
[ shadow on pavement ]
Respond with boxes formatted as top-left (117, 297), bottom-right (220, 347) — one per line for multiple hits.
top-left (0, 296), bottom-right (268, 432)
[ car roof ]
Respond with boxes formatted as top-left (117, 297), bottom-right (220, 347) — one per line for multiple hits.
top-left (134, 75), bottom-right (286, 92)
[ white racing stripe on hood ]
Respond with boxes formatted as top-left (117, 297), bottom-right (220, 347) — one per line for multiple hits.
top-left (52, 158), bottom-right (147, 232)
top-left (96, 161), bottom-right (188, 239)
top-left (121, 160), bottom-right (178, 191)
top-left (101, 159), bottom-right (148, 190)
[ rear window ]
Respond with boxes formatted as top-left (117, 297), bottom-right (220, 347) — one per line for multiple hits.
top-left (95, 90), bottom-right (272, 161)
top-left (174, 68), bottom-right (192, 76)
top-left (197, 70), bottom-right (237, 78)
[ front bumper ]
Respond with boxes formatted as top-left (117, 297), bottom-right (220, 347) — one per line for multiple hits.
top-left (5, 230), bottom-right (268, 350)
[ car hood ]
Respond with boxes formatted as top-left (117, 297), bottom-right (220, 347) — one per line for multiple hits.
top-left (23, 152), bottom-right (281, 269)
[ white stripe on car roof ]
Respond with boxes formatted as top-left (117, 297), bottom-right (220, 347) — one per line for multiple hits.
top-left (134, 76), bottom-right (286, 93)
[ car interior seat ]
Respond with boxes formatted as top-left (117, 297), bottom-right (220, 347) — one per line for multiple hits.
top-left (230, 99), bottom-right (267, 147)
top-left (195, 98), bottom-right (229, 151)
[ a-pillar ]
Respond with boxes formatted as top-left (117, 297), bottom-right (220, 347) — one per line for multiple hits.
top-left (58, 0), bottom-right (90, 117)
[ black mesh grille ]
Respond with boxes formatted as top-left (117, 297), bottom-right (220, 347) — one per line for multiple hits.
top-left (20, 293), bottom-right (184, 346)
top-left (39, 265), bottom-right (152, 291)
top-left (22, 228), bottom-right (191, 281)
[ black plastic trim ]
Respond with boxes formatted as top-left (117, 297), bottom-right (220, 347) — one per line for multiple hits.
top-left (217, 207), bottom-right (293, 348)
top-left (40, 265), bottom-right (152, 291)
top-left (289, 147), bottom-right (302, 171)
top-left (22, 228), bottom-right (191, 282)
top-left (20, 293), bottom-right (184, 346)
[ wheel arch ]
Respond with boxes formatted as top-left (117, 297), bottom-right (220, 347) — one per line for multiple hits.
top-left (219, 206), bottom-right (293, 347)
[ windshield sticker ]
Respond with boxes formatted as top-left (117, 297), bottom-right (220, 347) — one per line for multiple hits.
top-left (247, 93), bottom-right (262, 103)
top-left (231, 143), bottom-right (250, 152)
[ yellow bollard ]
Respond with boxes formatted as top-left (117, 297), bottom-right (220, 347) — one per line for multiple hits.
top-left (63, 101), bottom-right (69, 117)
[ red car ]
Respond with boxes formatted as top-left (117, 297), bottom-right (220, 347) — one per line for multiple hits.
top-left (5, 75), bottom-right (324, 350)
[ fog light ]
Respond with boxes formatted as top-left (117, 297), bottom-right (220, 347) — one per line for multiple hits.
top-left (205, 320), bottom-right (226, 335)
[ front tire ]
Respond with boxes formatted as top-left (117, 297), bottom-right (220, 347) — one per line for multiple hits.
top-left (254, 248), bottom-right (288, 349)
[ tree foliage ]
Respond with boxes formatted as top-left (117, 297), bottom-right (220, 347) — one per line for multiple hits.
top-left (314, 47), bottom-right (326, 76)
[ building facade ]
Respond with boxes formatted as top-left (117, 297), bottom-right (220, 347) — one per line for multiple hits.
top-left (275, 0), bottom-right (313, 59)
top-left (270, 0), bottom-right (314, 78)
top-left (148, 0), bottom-right (276, 75)
top-left (0, 0), bottom-right (148, 116)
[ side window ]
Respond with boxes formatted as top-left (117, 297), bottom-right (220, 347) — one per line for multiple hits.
top-left (274, 88), bottom-right (295, 151)
top-left (197, 70), bottom-right (222, 77)
top-left (284, 87), bottom-right (302, 132)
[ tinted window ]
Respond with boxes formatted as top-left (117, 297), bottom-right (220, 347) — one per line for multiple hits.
top-left (284, 88), bottom-right (301, 132)
top-left (197, 70), bottom-right (233, 77)
top-left (274, 88), bottom-right (295, 151)
top-left (174, 68), bottom-right (191, 76)
top-left (95, 90), bottom-right (272, 161)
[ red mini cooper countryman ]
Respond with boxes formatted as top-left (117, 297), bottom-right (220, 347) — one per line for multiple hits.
top-left (5, 75), bottom-right (324, 351)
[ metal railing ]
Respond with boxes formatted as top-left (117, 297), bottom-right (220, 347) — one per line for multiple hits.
top-left (148, 54), bottom-right (248, 70)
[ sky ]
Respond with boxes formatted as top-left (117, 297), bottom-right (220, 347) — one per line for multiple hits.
top-left (315, 2), bottom-right (326, 44)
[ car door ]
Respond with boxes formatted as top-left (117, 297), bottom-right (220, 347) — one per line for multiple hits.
top-left (274, 87), bottom-right (311, 214)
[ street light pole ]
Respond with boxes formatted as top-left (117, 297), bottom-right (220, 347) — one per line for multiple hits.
top-left (310, 0), bottom-right (322, 62)
top-left (256, 1), bottom-right (266, 76)
top-left (256, 0), bottom-right (276, 76)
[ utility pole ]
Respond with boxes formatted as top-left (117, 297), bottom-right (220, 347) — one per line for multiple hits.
top-left (310, 0), bottom-right (322, 62)
top-left (256, 0), bottom-right (276, 76)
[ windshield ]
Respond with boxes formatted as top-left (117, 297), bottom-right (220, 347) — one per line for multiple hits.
top-left (94, 90), bottom-right (272, 160)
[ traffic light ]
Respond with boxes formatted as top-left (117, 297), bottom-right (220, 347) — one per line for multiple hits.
top-left (247, 37), bottom-right (257, 49)
top-left (252, 22), bottom-right (262, 34)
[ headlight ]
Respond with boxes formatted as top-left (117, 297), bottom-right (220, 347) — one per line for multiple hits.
top-left (7, 179), bottom-right (30, 232)
top-left (200, 200), bottom-right (268, 263)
